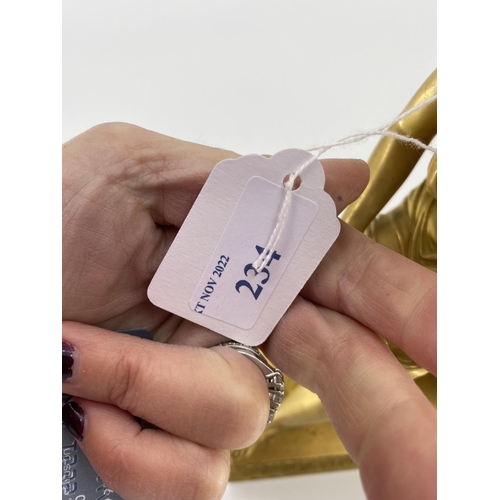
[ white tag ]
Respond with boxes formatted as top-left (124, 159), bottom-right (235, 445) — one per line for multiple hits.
top-left (148, 149), bottom-right (340, 345)
top-left (188, 176), bottom-right (318, 329)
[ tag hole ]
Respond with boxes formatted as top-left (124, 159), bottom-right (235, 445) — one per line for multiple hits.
top-left (283, 174), bottom-right (301, 190)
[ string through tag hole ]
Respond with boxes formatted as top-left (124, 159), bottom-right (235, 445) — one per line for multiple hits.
top-left (283, 174), bottom-right (301, 191)
top-left (253, 94), bottom-right (438, 272)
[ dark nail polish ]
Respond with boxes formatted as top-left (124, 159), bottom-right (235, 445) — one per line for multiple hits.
top-left (62, 401), bottom-right (85, 441)
top-left (62, 393), bottom-right (73, 406)
top-left (63, 341), bottom-right (74, 381)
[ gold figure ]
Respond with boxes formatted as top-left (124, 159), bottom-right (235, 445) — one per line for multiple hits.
top-left (230, 69), bottom-right (437, 481)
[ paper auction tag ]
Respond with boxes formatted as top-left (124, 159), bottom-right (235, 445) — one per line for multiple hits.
top-left (148, 149), bottom-right (340, 346)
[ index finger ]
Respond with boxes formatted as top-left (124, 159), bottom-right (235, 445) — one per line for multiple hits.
top-left (62, 322), bottom-right (269, 450)
top-left (301, 222), bottom-right (437, 375)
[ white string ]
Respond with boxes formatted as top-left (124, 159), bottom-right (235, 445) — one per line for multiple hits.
top-left (252, 94), bottom-right (437, 273)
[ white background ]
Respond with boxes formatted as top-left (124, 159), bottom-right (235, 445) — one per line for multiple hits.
top-left (63, 1), bottom-right (436, 498)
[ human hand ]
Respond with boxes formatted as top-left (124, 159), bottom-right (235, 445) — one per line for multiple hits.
top-left (262, 222), bottom-right (437, 499)
top-left (62, 123), bottom-right (369, 499)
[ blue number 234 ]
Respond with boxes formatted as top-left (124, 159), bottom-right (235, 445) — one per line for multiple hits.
top-left (235, 246), bottom-right (281, 300)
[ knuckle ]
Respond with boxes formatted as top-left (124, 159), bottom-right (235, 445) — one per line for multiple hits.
top-left (108, 349), bottom-right (147, 414)
top-left (314, 315), bottom-right (387, 397)
top-left (274, 298), bottom-right (327, 389)
top-left (337, 242), bottom-right (377, 308)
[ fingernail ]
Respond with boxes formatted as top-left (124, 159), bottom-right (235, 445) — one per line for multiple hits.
top-left (62, 401), bottom-right (85, 441)
top-left (63, 341), bottom-right (75, 381)
top-left (62, 393), bottom-right (73, 406)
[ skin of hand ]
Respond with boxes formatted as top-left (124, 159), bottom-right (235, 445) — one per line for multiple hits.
top-left (63, 123), bottom-right (436, 500)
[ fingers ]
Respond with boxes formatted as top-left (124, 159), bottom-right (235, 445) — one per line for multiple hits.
top-left (302, 222), bottom-right (437, 375)
top-left (150, 156), bottom-right (369, 261)
top-left (74, 125), bottom-right (368, 227)
top-left (143, 152), bottom-right (369, 346)
top-left (62, 322), bottom-right (269, 449)
top-left (151, 155), bottom-right (368, 227)
top-left (320, 158), bottom-right (369, 215)
top-left (264, 297), bottom-right (436, 500)
top-left (63, 398), bottom-right (229, 500)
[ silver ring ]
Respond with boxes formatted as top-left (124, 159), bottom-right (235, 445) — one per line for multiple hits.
top-left (218, 342), bottom-right (284, 424)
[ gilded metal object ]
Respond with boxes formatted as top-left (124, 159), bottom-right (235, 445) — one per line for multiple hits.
top-left (342, 69), bottom-right (437, 234)
top-left (230, 69), bottom-right (437, 481)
